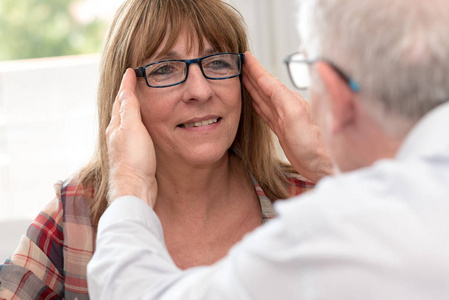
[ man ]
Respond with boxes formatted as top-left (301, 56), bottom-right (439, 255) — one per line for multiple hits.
top-left (88, 0), bottom-right (449, 298)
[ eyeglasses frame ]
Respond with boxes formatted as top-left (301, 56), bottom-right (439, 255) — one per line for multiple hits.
top-left (284, 52), bottom-right (360, 92)
top-left (134, 52), bottom-right (245, 88)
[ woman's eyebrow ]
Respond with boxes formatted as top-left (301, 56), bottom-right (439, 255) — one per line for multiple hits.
top-left (203, 48), bottom-right (217, 56)
top-left (149, 48), bottom-right (219, 64)
top-left (152, 51), bottom-right (178, 62)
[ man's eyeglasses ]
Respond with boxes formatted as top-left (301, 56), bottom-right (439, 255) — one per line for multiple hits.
top-left (284, 52), bottom-right (360, 92)
top-left (134, 52), bottom-right (245, 88)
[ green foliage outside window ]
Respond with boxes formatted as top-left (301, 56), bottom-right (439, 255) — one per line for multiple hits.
top-left (0, 0), bottom-right (108, 61)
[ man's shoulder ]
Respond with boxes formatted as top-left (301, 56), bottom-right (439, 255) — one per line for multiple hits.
top-left (275, 156), bottom-right (449, 238)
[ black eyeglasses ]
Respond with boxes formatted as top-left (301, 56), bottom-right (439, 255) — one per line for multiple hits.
top-left (134, 52), bottom-right (245, 88)
top-left (284, 52), bottom-right (360, 92)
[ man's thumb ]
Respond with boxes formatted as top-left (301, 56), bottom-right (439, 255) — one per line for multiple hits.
top-left (119, 90), bottom-right (141, 124)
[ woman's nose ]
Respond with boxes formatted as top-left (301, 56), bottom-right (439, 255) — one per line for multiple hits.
top-left (181, 64), bottom-right (214, 103)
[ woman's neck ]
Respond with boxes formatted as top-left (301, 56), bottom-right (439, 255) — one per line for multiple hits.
top-left (152, 151), bottom-right (262, 269)
top-left (153, 152), bottom-right (245, 222)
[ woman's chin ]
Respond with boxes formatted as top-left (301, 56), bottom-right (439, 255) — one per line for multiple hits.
top-left (177, 146), bottom-right (231, 167)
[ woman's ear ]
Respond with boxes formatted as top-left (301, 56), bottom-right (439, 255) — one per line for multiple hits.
top-left (314, 61), bottom-right (356, 135)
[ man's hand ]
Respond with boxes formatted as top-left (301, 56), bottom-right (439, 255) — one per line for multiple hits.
top-left (106, 69), bottom-right (158, 207)
top-left (242, 52), bottom-right (333, 183)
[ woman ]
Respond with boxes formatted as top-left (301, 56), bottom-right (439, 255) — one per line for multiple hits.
top-left (0, 0), bottom-right (325, 299)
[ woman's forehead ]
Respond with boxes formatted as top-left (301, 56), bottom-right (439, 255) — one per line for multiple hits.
top-left (133, 14), bottom-right (236, 67)
top-left (141, 30), bottom-right (224, 64)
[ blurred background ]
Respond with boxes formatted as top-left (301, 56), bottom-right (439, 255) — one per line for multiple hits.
top-left (0, 0), bottom-right (301, 260)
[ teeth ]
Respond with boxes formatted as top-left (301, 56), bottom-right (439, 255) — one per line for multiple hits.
top-left (184, 118), bottom-right (219, 128)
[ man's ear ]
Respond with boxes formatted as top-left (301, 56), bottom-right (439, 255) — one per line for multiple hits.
top-left (315, 61), bottom-right (356, 135)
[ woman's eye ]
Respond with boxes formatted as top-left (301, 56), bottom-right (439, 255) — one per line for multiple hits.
top-left (206, 59), bottom-right (232, 70)
top-left (149, 64), bottom-right (176, 77)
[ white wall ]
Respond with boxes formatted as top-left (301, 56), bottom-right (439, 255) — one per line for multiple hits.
top-left (229, 0), bottom-right (301, 89)
top-left (0, 55), bottom-right (99, 221)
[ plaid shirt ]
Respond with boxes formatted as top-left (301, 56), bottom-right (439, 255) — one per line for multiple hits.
top-left (0, 174), bottom-right (314, 300)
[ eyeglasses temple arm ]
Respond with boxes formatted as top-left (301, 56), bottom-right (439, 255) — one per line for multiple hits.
top-left (239, 53), bottom-right (245, 65)
top-left (134, 68), bottom-right (144, 77)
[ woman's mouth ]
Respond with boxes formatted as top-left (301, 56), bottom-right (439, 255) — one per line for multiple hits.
top-left (178, 117), bottom-right (222, 128)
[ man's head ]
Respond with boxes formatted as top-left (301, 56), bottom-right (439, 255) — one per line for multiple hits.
top-left (297, 0), bottom-right (449, 171)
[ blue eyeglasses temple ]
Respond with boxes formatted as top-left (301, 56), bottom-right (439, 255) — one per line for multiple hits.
top-left (348, 80), bottom-right (361, 93)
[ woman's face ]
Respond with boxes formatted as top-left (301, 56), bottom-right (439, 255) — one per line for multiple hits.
top-left (135, 31), bottom-right (242, 167)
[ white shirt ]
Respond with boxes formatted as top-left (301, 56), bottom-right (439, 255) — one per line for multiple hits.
top-left (88, 102), bottom-right (449, 300)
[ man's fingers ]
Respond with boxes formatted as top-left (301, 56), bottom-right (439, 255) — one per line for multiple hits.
top-left (242, 64), bottom-right (279, 128)
top-left (252, 101), bottom-right (275, 130)
top-left (242, 53), bottom-right (270, 103)
top-left (118, 69), bottom-right (142, 127)
top-left (243, 52), bottom-right (281, 100)
top-left (242, 52), bottom-right (285, 111)
top-left (111, 94), bottom-right (122, 124)
top-left (107, 93), bottom-right (122, 138)
top-left (120, 68), bottom-right (137, 93)
top-left (119, 91), bottom-right (142, 127)
top-left (242, 61), bottom-right (276, 117)
top-left (243, 51), bottom-right (269, 81)
top-left (107, 68), bottom-right (141, 139)
top-left (242, 73), bottom-right (264, 106)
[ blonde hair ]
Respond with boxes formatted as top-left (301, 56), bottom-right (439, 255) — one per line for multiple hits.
top-left (79, 0), bottom-right (296, 226)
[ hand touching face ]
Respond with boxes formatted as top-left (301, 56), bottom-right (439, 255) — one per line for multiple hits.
top-left (106, 69), bottom-right (158, 207)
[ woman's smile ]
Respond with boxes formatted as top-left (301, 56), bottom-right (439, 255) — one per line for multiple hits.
top-left (178, 116), bottom-right (222, 129)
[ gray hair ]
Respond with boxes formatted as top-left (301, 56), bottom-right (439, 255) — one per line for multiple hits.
top-left (297, 0), bottom-right (449, 137)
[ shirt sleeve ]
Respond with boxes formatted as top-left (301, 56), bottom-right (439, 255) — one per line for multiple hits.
top-left (87, 196), bottom-right (300, 300)
top-left (0, 188), bottom-right (64, 300)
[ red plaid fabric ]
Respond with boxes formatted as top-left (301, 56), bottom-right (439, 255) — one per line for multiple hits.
top-left (0, 180), bottom-right (94, 300)
top-left (254, 173), bottom-right (315, 222)
top-left (0, 174), bottom-right (313, 299)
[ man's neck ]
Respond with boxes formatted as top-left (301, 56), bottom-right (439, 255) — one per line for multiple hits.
top-left (340, 106), bottom-right (405, 172)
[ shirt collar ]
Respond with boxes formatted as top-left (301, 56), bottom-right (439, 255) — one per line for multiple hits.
top-left (397, 101), bottom-right (449, 160)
